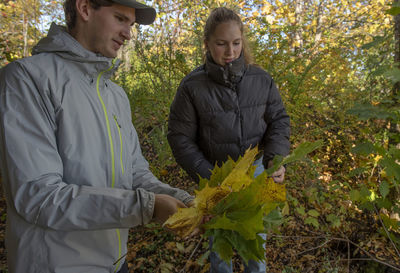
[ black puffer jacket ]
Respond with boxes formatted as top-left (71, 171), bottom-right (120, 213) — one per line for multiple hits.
top-left (168, 54), bottom-right (290, 181)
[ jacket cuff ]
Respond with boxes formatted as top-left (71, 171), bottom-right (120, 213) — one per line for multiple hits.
top-left (195, 160), bottom-right (213, 181)
top-left (182, 195), bottom-right (195, 206)
top-left (141, 190), bottom-right (155, 225)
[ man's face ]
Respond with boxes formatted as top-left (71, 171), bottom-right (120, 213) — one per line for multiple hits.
top-left (85, 3), bottom-right (136, 58)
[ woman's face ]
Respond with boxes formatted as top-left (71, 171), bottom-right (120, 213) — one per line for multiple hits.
top-left (205, 21), bottom-right (242, 66)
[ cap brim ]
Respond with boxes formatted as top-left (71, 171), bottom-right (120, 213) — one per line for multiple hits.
top-left (111, 0), bottom-right (156, 25)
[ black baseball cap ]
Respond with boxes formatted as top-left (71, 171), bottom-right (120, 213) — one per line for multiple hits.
top-left (111, 0), bottom-right (156, 25)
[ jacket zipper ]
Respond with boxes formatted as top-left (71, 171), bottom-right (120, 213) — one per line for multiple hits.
top-left (95, 59), bottom-right (122, 272)
top-left (114, 115), bottom-right (125, 175)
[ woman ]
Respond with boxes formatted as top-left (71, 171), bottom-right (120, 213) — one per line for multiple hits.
top-left (167, 7), bottom-right (290, 273)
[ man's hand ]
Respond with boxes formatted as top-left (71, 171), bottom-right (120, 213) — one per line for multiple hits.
top-left (268, 161), bottom-right (286, 183)
top-left (153, 194), bottom-right (186, 224)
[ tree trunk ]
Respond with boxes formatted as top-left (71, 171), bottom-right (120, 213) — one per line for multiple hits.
top-left (390, 0), bottom-right (400, 147)
top-left (314, 1), bottom-right (324, 46)
top-left (394, 0), bottom-right (400, 95)
top-left (294, 0), bottom-right (305, 54)
top-left (22, 12), bottom-right (28, 57)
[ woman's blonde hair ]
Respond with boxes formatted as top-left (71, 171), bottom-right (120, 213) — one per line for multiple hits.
top-left (203, 7), bottom-right (253, 64)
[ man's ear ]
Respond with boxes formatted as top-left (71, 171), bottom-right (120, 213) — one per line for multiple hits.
top-left (75, 0), bottom-right (91, 22)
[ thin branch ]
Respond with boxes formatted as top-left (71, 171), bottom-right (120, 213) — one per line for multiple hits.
top-left (179, 236), bottom-right (204, 273)
top-left (374, 204), bottom-right (400, 258)
top-left (295, 239), bottom-right (331, 256)
top-left (347, 238), bottom-right (350, 273)
top-left (328, 237), bottom-right (400, 272)
top-left (269, 234), bottom-right (400, 271)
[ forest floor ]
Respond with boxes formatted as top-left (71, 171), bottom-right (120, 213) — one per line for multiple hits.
top-left (0, 138), bottom-right (399, 273)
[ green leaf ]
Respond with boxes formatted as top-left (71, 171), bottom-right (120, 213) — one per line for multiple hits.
top-left (357, 186), bottom-right (376, 203)
top-left (304, 217), bottom-right (319, 228)
top-left (282, 201), bottom-right (290, 216)
top-left (307, 209), bottom-right (320, 217)
top-left (389, 147), bottom-right (400, 159)
top-left (203, 208), bottom-right (264, 240)
top-left (176, 242), bottom-right (185, 253)
top-left (206, 230), bottom-right (265, 264)
top-left (381, 158), bottom-right (400, 180)
top-left (381, 213), bottom-right (399, 230)
top-left (202, 158), bottom-right (235, 189)
top-left (351, 142), bottom-right (376, 156)
top-left (378, 228), bottom-right (400, 246)
top-left (211, 183), bottom-right (259, 215)
top-left (326, 214), bottom-right (341, 228)
top-left (386, 7), bottom-right (400, 15)
top-left (349, 189), bottom-right (360, 202)
top-left (197, 250), bottom-right (210, 266)
top-left (267, 140), bottom-right (323, 175)
top-left (160, 263), bottom-right (174, 273)
top-left (361, 36), bottom-right (385, 49)
top-left (207, 229), bottom-right (234, 263)
top-left (263, 208), bottom-right (284, 232)
top-left (228, 231), bottom-right (265, 264)
top-left (384, 68), bottom-right (400, 83)
top-left (379, 181), bottom-right (390, 198)
top-left (371, 65), bottom-right (391, 77)
top-left (281, 140), bottom-right (323, 166)
top-left (296, 206), bottom-right (306, 216)
top-left (347, 103), bottom-right (396, 120)
top-left (359, 201), bottom-right (374, 211)
top-left (348, 167), bottom-right (367, 178)
top-left (376, 198), bottom-right (392, 210)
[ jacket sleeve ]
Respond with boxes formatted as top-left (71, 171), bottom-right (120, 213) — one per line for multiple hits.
top-left (167, 82), bottom-right (214, 182)
top-left (262, 77), bottom-right (291, 165)
top-left (128, 124), bottom-right (194, 206)
top-left (0, 62), bottom-right (189, 231)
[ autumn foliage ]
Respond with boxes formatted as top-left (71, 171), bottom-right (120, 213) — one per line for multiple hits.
top-left (1, 0), bottom-right (399, 272)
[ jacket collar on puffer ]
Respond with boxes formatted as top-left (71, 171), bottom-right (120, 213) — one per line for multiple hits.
top-left (31, 23), bottom-right (120, 78)
top-left (205, 51), bottom-right (246, 88)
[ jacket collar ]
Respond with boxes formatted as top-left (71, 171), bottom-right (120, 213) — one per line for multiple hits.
top-left (205, 51), bottom-right (246, 88)
top-left (32, 23), bottom-right (120, 78)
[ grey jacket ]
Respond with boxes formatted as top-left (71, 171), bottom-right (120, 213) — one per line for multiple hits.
top-left (0, 23), bottom-right (192, 273)
top-left (168, 53), bottom-right (290, 181)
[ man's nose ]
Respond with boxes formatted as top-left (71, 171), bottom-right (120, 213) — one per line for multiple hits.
top-left (121, 26), bottom-right (132, 41)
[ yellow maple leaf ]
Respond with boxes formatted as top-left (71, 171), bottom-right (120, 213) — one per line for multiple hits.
top-left (195, 184), bottom-right (231, 213)
top-left (257, 177), bottom-right (286, 203)
top-left (163, 207), bottom-right (202, 237)
top-left (220, 147), bottom-right (258, 191)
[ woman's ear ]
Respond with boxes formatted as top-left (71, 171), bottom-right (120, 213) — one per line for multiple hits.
top-left (75, 0), bottom-right (91, 22)
top-left (204, 40), bottom-right (209, 51)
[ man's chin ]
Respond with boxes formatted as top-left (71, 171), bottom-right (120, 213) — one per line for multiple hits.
top-left (103, 51), bottom-right (118, 58)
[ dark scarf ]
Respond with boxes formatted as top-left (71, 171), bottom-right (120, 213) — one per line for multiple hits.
top-left (205, 51), bottom-right (246, 89)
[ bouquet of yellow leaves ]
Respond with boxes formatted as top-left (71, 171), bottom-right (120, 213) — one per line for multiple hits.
top-left (164, 147), bottom-right (286, 263)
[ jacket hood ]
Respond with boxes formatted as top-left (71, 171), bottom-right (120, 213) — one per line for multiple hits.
top-left (205, 51), bottom-right (246, 88)
top-left (32, 23), bottom-right (120, 76)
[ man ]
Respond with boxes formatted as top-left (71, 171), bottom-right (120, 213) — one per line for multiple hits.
top-left (0, 0), bottom-right (193, 272)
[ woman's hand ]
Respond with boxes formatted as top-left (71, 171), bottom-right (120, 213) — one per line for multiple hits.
top-left (268, 161), bottom-right (286, 183)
